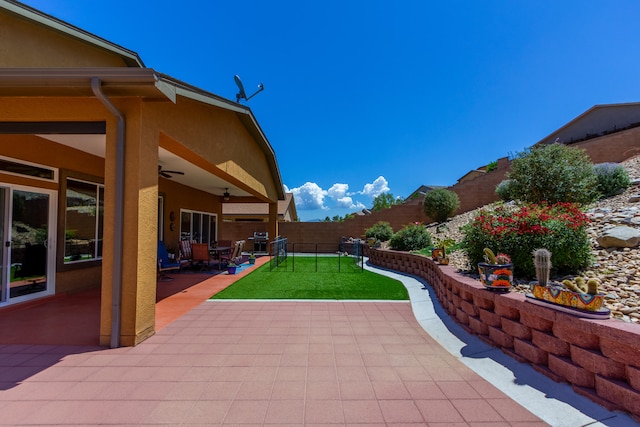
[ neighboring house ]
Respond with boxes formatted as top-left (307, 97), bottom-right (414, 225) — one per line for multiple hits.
top-left (222, 192), bottom-right (298, 222)
top-left (456, 168), bottom-right (487, 184)
top-left (404, 185), bottom-right (445, 203)
top-left (351, 208), bottom-right (371, 216)
top-left (0, 0), bottom-right (285, 347)
top-left (534, 103), bottom-right (640, 147)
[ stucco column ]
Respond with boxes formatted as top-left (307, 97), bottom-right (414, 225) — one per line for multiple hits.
top-left (268, 202), bottom-right (278, 254)
top-left (100, 104), bottom-right (158, 346)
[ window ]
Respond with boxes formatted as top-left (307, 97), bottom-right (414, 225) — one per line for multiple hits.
top-left (0, 155), bottom-right (56, 181)
top-left (64, 178), bottom-right (104, 263)
top-left (180, 209), bottom-right (217, 246)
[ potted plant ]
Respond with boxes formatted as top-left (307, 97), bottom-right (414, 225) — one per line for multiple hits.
top-left (227, 261), bottom-right (237, 275)
top-left (529, 248), bottom-right (606, 314)
top-left (477, 248), bottom-right (513, 291)
top-left (248, 252), bottom-right (256, 265)
top-left (433, 238), bottom-right (455, 265)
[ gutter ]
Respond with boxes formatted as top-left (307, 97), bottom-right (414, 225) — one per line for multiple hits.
top-left (91, 77), bottom-right (125, 349)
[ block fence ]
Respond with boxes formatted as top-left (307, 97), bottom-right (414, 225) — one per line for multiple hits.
top-left (368, 248), bottom-right (640, 420)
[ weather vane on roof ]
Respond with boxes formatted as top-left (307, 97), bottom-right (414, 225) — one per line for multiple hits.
top-left (234, 75), bottom-right (264, 103)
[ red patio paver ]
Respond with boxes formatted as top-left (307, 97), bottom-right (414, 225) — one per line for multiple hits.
top-left (0, 255), bottom-right (552, 425)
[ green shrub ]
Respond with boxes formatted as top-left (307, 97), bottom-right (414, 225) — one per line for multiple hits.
top-left (486, 160), bottom-right (498, 172)
top-left (594, 162), bottom-right (631, 198)
top-left (389, 223), bottom-right (432, 251)
top-left (495, 179), bottom-right (516, 201)
top-left (423, 188), bottom-right (460, 223)
top-left (460, 202), bottom-right (592, 278)
top-left (507, 144), bottom-right (599, 206)
top-left (365, 221), bottom-right (393, 242)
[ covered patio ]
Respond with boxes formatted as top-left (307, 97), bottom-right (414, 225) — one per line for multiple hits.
top-left (0, 1), bottom-right (284, 347)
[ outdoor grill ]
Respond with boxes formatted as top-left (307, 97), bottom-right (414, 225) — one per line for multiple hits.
top-left (252, 231), bottom-right (268, 253)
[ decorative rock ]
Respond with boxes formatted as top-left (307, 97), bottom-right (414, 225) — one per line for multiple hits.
top-left (628, 195), bottom-right (640, 203)
top-left (596, 226), bottom-right (640, 248)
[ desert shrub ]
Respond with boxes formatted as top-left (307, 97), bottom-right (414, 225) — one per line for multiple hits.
top-left (365, 221), bottom-right (393, 242)
top-left (594, 162), bottom-right (631, 198)
top-left (460, 202), bottom-right (592, 278)
top-left (495, 179), bottom-right (517, 201)
top-left (507, 144), bottom-right (598, 206)
top-left (423, 188), bottom-right (460, 223)
top-left (389, 223), bottom-right (432, 251)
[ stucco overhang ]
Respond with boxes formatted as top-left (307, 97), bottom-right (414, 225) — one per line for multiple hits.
top-left (0, 67), bottom-right (172, 99)
top-left (0, 67), bottom-right (285, 201)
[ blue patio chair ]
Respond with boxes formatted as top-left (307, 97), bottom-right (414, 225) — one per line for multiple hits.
top-left (157, 241), bottom-right (181, 281)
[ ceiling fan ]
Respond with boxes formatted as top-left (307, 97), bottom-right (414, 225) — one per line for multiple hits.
top-left (158, 165), bottom-right (184, 179)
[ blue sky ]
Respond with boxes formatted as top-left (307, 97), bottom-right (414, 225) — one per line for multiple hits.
top-left (22, 0), bottom-right (640, 221)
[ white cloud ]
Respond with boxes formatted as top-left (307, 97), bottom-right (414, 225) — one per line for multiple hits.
top-left (360, 176), bottom-right (390, 197)
top-left (327, 183), bottom-right (349, 199)
top-left (289, 182), bottom-right (328, 210)
top-left (287, 177), bottom-right (391, 216)
top-left (336, 196), bottom-right (366, 209)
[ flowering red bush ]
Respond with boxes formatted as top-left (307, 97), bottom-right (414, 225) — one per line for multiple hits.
top-left (462, 202), bottom-right (592, 278)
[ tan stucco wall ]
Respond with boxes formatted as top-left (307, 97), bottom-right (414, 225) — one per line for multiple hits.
top-left (148, 98), bottom-right (279, 202)
top-left (0, 11), bottom-right (129, 68)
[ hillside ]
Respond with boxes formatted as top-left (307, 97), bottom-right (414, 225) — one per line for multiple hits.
top-left (426, 155), bottom-right (640, 323)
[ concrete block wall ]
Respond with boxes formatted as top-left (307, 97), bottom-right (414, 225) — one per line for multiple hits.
top-left (569, 126), bottom-right (640, 164)
top-left (368, 248), bottom-right (640, 420)
top-left (222, 129), bottom-right (640, 253)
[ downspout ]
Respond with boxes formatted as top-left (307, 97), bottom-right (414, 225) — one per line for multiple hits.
top-left (91, 77), bottom-right (124, 349)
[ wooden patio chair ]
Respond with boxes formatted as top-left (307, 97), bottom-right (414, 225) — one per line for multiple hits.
top-left (191, 243), bottom-right (211, 271)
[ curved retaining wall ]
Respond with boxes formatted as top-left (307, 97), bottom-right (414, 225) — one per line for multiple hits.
top-left (369, 248), bottom-right (640, 420)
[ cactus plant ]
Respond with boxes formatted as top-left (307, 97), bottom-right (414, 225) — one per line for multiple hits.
top-left (562, 279), bottom-right (584, 293)
top-left (483, 248), bottom-right (511, 265)
top-left (495, 253), bottom-right (511, 264)
top-left (533, 248), bottom-right (552, 287)
top-left (587, 278), bottom-right (599, 295)
top-left (483, 248), bottom-right (497, 264)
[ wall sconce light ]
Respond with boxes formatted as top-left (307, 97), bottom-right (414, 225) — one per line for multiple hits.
top-left (223, 188), bottom-right (230, 201)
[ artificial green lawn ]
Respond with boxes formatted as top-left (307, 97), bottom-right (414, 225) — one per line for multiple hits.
top-left (211, 256), bottom-right (409, 300)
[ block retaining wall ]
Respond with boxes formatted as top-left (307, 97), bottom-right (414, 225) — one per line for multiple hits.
top-left (368, 248), bottom-right (640, 420)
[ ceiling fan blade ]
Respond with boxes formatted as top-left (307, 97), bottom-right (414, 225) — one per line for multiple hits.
top-left (159, 171), bottom-right (171, 178)
top-left (163, 170), bottom-right (184, 175)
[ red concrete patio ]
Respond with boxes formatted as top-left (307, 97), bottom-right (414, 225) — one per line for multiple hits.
top-left (0, 256), bottom-right (548, 425)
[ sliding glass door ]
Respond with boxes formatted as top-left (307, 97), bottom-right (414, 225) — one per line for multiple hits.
top-left (180, 209), bottom-right (217, 246)
top-left (1, 186), bottom-right (56, 305)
